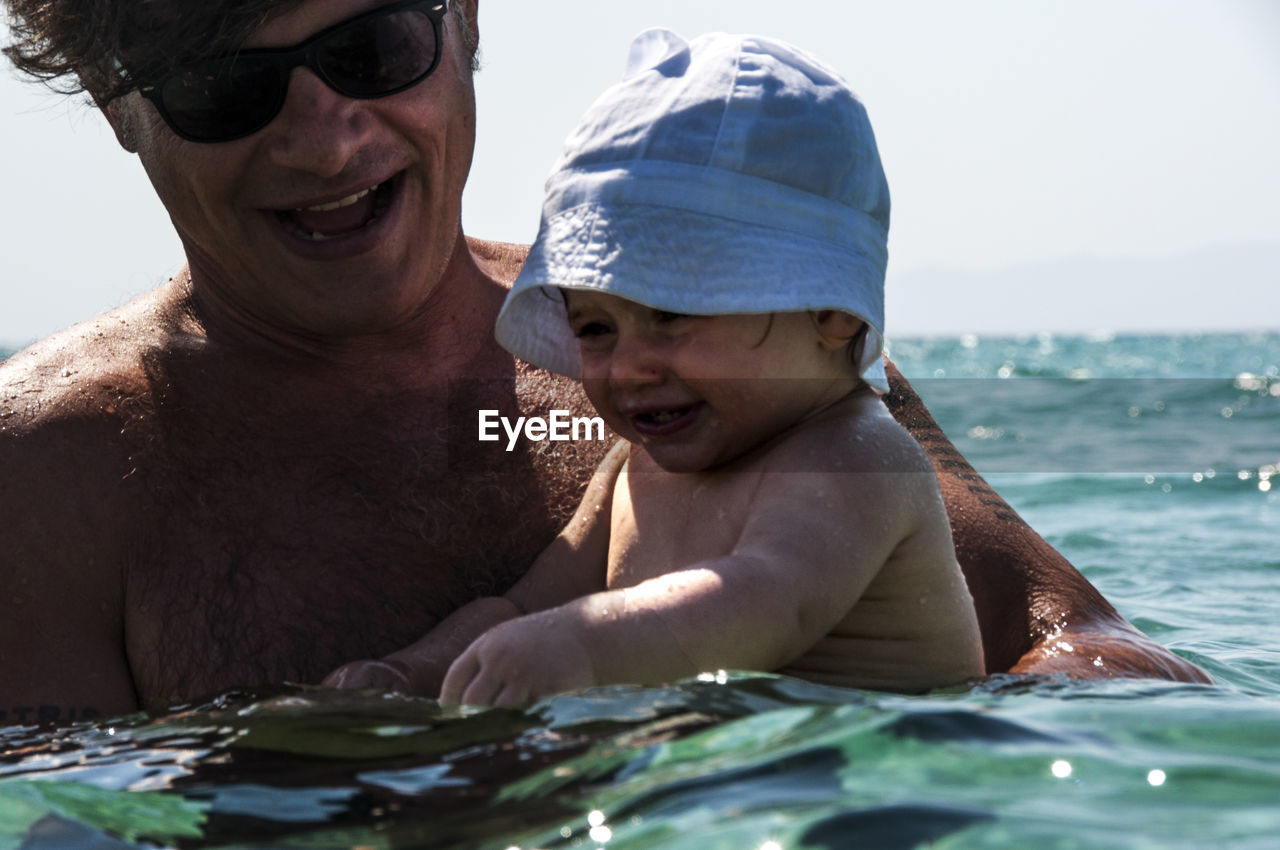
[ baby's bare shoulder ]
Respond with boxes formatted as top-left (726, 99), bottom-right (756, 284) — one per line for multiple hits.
top-left (767, 392), bottom-right (933, 477)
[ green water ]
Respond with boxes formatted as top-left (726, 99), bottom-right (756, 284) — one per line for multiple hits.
top-left (2, 674), bottom-right (1276, 849)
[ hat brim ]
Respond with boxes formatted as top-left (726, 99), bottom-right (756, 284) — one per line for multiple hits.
top-left (496, 201), bottom-right (888, 393)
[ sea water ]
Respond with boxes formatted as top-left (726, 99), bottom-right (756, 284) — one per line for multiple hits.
top-left (0, 331), bottom-right (1277, 849)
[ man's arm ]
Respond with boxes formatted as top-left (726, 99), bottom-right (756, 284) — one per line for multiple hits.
top-left (882, 359), bottom-right (1212, 682)
top-left (0, 383), bottom-right (140, 722)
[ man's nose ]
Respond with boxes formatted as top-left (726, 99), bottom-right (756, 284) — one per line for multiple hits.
top-left (262, 70), bottom-right (375, 176)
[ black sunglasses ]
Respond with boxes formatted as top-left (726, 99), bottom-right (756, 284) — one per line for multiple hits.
top-left (137, 0), bottom-right (449, 143)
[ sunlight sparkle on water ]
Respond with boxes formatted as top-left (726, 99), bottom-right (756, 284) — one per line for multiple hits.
top-left (588, 810), bottom-right (612, 843)
top-left (1051, 759), bottom-right (1073, 778)
top-left (1148, 769), bottom-right (1167, 786)
top-left (759, 842), bottom-right (784, 850)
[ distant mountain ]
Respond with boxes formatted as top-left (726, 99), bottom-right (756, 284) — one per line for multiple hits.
top-left (886, 240), bottom-right (1279, 337)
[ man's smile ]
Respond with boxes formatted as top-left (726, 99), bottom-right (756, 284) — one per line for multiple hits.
top-left (260, 172), bottom-right (406, 259)
top-left (271, 175), bottom-right (400, 242)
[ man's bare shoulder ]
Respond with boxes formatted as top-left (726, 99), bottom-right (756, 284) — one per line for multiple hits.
top-left (467, 238), bottom-right (530, 288)
top-left (0, 285), bottom-right (186, 439)
top-left (0, 278), bottom-right (199, 515)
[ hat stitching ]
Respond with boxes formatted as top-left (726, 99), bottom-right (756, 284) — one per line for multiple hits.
top-left (705, 39), bottom-right (745, 168)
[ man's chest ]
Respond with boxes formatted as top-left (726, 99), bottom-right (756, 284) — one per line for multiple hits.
top-left (121, 423), bottom-right (573, 708)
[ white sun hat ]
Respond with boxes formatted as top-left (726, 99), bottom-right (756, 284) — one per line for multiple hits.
top-left (495, 28), bottom-right (891, 393)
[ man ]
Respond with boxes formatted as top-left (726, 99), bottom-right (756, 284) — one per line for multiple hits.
top-left (0, 0), bottom-right (1208, 723)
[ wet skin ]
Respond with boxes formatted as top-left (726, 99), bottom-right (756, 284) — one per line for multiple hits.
top-left (0, 1), bottom-right (1209, 720)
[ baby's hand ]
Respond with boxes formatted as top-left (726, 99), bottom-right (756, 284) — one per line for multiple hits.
top-left (321, 659), bottom-right (414, 693)
top-left (439, 613), bottom-right (595, 708)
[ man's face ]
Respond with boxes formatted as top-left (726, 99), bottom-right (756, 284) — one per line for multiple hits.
top-left (117, 0), bottom-right (479, 339)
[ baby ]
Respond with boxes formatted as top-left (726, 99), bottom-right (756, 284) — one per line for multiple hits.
top-left (328, 29), bottom-right (983, 705)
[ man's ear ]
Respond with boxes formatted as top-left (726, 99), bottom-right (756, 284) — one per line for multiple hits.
top-left (91, 91), bottom-right (139, 153)
top-left (813, 310), bottom-right (865, 350)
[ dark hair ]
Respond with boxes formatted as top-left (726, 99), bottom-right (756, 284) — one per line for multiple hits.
top-left (2, 0), bottom-right (300, 102)
top-left (3, 0), bottom-right (476, 104)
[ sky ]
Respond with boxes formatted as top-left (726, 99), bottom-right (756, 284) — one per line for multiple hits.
top-left (2, 0), bottom-right (1278, 347)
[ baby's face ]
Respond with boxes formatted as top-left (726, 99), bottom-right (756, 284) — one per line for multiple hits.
top-left (565, 290), bottom-right (858, 472)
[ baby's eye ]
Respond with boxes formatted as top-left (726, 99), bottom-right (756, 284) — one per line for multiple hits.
top-left (654, 310), bottom-right (691, 323)
top-left (573, 321), bottom-right (613, 338)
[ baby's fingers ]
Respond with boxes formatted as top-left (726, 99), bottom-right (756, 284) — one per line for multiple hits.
top-left (439, 651), bottom-right (480, 706)
top-left (486, 682), bottom-right (532, 709)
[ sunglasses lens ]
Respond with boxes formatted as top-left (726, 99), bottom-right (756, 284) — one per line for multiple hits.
top-left (160, 59), bottom-right (283, 141)
top-left (318, 9), bottom-right (439, 96)
top-left (153, 4), bottom-right (441, 142)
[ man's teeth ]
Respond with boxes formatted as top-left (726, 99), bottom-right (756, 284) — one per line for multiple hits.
top-left (297, 184), bottom-right (378, 213)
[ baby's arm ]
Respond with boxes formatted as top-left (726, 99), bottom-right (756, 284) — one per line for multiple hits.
top-left (441, 433), bottom-right (942, 705)
top-left (322, 441), bottom-right (627, 696)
